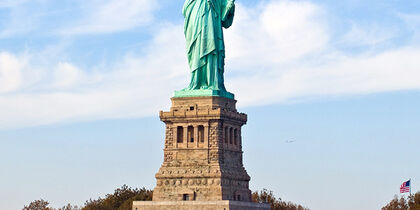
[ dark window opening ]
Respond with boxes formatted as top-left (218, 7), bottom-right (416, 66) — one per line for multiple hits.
top-left (183, 194), bottom-right (190, 201)
top-left (234, 129), bottom-right (238, 145)
top-left (229, 127), bottom-right (233, 144)
top-left (198, 125), bottom-right (204, 142)
top-left (188, 126), bottom-right (194, 143)
top-left (177, 126), bottom-right (183, 143)
top-left (224, 127), bottom-right (228, 143)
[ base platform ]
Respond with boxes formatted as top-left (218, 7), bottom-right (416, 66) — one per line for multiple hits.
top-left (174, 89), bottom-right (234, 99)
top-left (132, 201), bottom-right (270, 210)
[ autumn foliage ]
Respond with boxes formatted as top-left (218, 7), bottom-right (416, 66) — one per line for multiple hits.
top-left (252, 189), bottom-right (309, 210)
top-left (382, 192), bottom-right (420, 210)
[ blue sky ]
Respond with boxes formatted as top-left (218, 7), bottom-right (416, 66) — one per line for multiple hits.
top-left (0, 0), bottom-right (419, 209)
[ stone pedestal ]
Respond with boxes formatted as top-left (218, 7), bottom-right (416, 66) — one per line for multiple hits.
top-left (133, 96), bottom-right (269, 210)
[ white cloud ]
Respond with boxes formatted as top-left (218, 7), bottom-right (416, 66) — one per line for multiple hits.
top-left (223, 1), bottom-right (420, 106)
top-left (226, 1), bottom-right (328, 69)
top-left (60, 0), bottom-right (157, 35)
top-left (0, 52), bottom-right (24, 93)
top-left (230, 47), bottom-right (420, 106)
top-left (0, 24), bottom-right (187, 129)
top-left (52, 62), bottom-right (85, 88)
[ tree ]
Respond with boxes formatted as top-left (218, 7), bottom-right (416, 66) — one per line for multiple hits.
top-left (22, 185), bottom-right (151, 210)
top-left (252, 189), bottom-right (309, 210)
top-left (408, 193), bottom-right (420, 210)
top-left (82, 185), bottom-right (152, 210)
top-left (23, 199), bottom-right (53, 210)
top-left (23, 186), bottom-right (311, 210)
top-left (382, 196), bottom-right (409, 210)
top-left (57, 204), bottom-right (81, 210)
top-left (382, 192), bottom-right (420, 210)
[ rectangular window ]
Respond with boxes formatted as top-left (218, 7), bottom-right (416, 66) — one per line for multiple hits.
top-left (198, 125), bottom-right (204, 143)
top-left (177, 126), bottom-right (183, 143)
top-left (225, 127), bottom-right (228, 143)
top-left (188, 126), bottom-right (194, 143)
top-left (234, 129), bottom-right (238, 145)
top-left (229, 127), bottom-right (233, 144)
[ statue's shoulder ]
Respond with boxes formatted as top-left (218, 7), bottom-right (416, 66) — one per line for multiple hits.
top-left (182, 0), bottom-right (195, 16)
top-left (184, 0), bottom-right (198, 7)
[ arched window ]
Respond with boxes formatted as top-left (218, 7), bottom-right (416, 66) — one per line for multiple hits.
top-left (198, 125), bottom-right (204, 143)
top-left (187, 126), bottom-right (194, 143)
top-left (177, 126), bottom-right (183, 143)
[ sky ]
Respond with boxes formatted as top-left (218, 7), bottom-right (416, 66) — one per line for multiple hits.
top-left (0, 0), bottom-right (419, 209)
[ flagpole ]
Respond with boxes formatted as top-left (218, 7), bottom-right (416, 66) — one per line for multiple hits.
top-left (410, 178), bottom-right (412, 196)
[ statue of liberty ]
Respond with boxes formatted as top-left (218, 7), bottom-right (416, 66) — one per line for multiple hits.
top-left (175, 0), bottom-right (235, 99)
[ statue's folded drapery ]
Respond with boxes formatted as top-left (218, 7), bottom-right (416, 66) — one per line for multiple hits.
top-left (182, 0), bottom-right (235, 91)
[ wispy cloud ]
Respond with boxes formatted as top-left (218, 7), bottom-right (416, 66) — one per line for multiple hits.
top-left (0, 0), bottom-right (157, 38)
top-left (0, 0), bottom-right (42, 38)
top-left (340, 23), bottom-right (396, 47)
top-left (58, 0), bottom-right (157, 35)
top-left (0, 0), bottom-right (27, 8)
top-left (398, 13), bottom-right (420, 42)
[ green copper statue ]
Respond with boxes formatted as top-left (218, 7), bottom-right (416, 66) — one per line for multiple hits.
top-left (175, 0), bottom-right (235, 99)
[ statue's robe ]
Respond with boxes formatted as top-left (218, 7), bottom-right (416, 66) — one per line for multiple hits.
top-left (183, 0), bottom-right (235, 91)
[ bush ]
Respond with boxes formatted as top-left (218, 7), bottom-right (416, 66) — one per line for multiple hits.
top-left (252, 189), bottom-right (310, 210)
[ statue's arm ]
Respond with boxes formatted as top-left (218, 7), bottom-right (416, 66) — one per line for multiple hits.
top-left (222, 0), bottom-right (235, 28)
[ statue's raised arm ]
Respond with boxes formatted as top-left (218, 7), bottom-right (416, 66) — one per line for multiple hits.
top-left (176, 0), bottom-right (235, 99)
